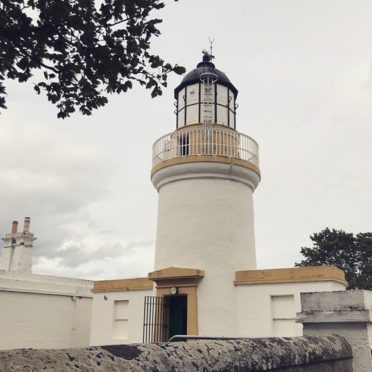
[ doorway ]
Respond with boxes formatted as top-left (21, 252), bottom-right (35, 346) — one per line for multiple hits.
top-left (167, 295), bottom-right (187, 339)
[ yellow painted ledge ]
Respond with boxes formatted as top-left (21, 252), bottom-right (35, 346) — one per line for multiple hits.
top-left (234, 266), bottom-right (347, 286)
top-left (148, 266), bottom-right (205, 281)
top-left (151, 155), bottom-right (260, 178)
top-left (92, 277), bottom-right (153, 293)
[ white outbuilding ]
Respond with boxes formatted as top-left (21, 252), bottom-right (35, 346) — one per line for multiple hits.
top-left (0, 218), bottom-right (93, 350)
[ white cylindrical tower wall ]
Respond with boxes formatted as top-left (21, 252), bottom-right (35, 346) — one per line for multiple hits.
top-left (152, 161), bottom-right (260, 335)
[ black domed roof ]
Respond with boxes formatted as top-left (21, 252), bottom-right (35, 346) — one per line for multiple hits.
top-left (174, 53), bottom-right (238, 99)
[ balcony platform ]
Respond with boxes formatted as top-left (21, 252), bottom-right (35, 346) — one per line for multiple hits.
top-left (152, 124), bottom-right (259, 176)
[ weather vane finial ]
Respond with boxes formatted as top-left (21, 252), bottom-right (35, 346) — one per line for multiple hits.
top-left (208, 37), bottom-right (215, 56)
top-left (202, 37), bottom-right (215, 62)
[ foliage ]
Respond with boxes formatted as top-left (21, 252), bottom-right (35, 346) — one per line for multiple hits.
top-left (295, 228), bottom-right (372, 290)
top-left (0, 0), bottom-right (185, 118)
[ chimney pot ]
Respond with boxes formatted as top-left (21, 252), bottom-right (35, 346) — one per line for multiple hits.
top-left (11, 221), bottom-right (18, 234)
top-left (23, 217), bottom-right (31, 233)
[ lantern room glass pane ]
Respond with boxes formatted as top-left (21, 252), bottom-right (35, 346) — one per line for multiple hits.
top-left (186, 105), bottom-right (198, 125)
top-left (229, 94), bottom-right (235, 110)
top-left (178, 109), bottom-right (185, 127)
top-left (217, 105), bottom-right (228, 125)
top-left (201, 83), bottom-right (215, 103)
top-left (187, 84), bottom-right (198, 104)
top-left (229, 109), bottom-right (235, 128)
top-left (217, 85), bottom-right (228, 105)
top-left (178, 88), bottom-right (185, 110)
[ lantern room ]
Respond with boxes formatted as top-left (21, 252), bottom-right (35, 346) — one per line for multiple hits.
top-left (174, 52), bottom-right (238, 129)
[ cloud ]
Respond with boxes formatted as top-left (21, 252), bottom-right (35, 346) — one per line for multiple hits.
top-left (54, 239), bottom-right (154, 268)
top-left (0, 121), bottom-right (111, 216)
top-left (0, 118), bottom-right (116, 275)
top-left (32, 237), bottom-right (155, 280)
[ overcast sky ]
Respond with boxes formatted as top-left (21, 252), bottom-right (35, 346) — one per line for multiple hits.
top-left (1, 0), bottom-right (372, 280)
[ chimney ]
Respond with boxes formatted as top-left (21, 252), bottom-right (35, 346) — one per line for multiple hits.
top-left (11, 221), bottom-right (18, 234)
top-left (23, 217), bottom-right (31, 233)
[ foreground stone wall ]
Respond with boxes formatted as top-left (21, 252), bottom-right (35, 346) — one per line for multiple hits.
top-left (0, 336), bottom-right (352, 371)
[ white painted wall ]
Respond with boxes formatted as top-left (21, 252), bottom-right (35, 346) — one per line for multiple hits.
top-left (0, 271), bottom-right (93, 350)
top-left (88, 278), bottom-right (346, 344)
top-left (152, 161), bottom-right (260, 336)
top-left (90, 289), bottom-right (153, 346)
top-left (1, 232), bottom-right (35, 273)
top-left (235, 280), bottom-right (346, 338)
top-left (8, 244), bottom-right (33, 272)
top-left (0, 247), bottom-right (12, 271)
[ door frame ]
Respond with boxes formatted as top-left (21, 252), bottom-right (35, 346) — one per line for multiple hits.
top-left (148, 267), bottom-right (204, 335)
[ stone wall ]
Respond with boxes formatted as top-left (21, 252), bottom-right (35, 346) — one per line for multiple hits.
top-left (0, 335), bottom-right (352, 371)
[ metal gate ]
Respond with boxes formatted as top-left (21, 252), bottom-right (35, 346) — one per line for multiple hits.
top-left (143, 296), bottom-right (169, 343)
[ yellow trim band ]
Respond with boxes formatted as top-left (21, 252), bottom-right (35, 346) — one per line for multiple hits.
top-left (92, 277), bottom-right (153, 293)
top-left (234, 266), bottom-right (347, 286)
top-left (151, 155), bottom-right (260, 178)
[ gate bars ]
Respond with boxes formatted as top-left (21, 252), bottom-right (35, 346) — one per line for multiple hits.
top-left (143, 296), bottom-right (169, 343)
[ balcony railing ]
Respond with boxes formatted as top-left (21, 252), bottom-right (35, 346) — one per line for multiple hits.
top-left (152, 126), bottom-right (259, 168)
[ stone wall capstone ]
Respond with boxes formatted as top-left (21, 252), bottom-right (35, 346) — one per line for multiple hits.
top-left (0, 335), bottom-right (352, 371)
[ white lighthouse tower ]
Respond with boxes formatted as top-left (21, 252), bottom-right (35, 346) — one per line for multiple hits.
top-left (148, 51), bottom-right (260, 338)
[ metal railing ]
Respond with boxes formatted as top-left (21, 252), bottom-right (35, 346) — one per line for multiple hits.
top-left (168, 335), bottom-right (252, 342)
top-left (152, 126), bottom-right (259, 168)
top-left (143, 296), bottom-right (169, 343)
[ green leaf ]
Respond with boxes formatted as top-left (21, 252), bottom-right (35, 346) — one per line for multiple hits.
top-left (173, 66), bottom-right (186, 75)
top-left (0, 0), bottom-right (183, 118)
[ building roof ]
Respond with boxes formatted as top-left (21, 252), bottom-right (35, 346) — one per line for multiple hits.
top-left (92, 277), bottom-right (153, 292)
top-left (174, 53), bottom-right (238, 98)
top-left (234, 266), bottom-right (347, 286)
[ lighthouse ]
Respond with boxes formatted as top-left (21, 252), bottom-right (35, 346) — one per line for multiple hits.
top-left (90, 53), bottom-right (346, 346)
top-left (148, 52), bottom-right (261, 337)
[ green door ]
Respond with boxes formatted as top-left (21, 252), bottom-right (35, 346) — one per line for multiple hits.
top-left (168, 295), bottom-right (187, 339)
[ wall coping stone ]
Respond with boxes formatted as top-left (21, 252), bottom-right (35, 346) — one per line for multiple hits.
top-left (0, 336), bottom-right (352, 371)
